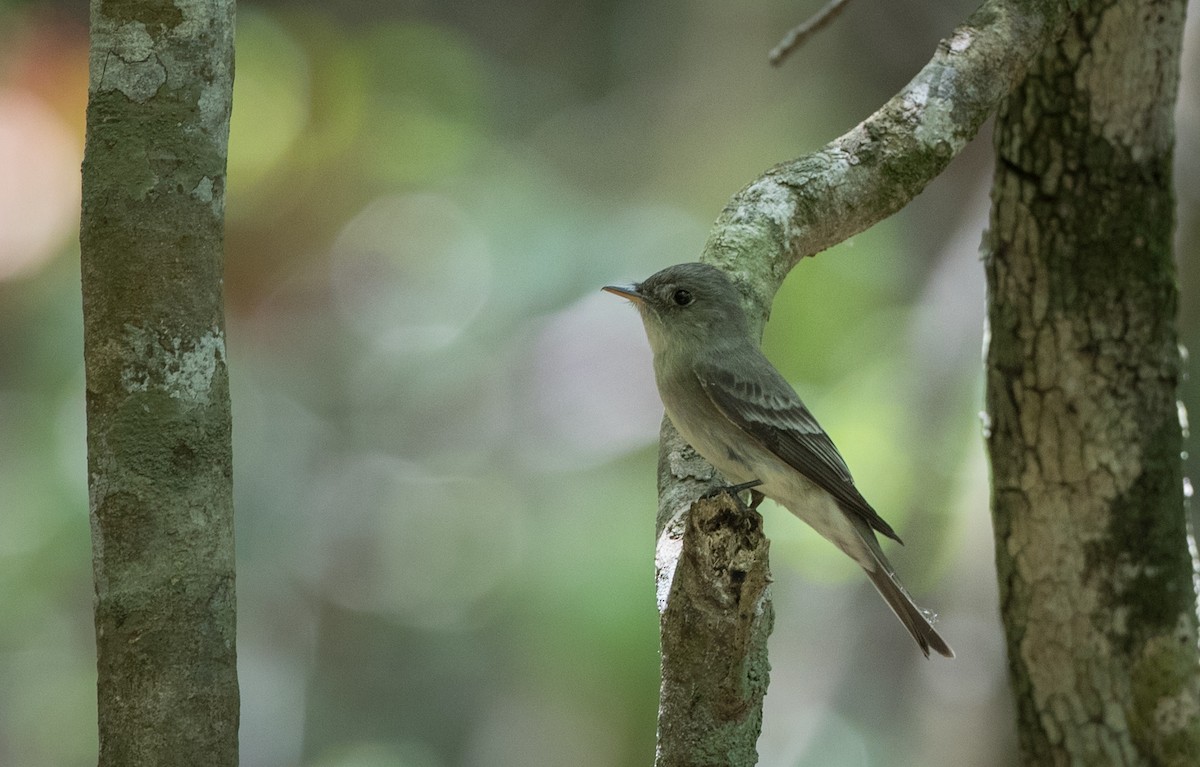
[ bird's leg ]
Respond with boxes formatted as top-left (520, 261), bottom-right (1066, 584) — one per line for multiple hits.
top-left (701, 479), bottom-right (763, 509)
top-left (747, 489), bottom-right (765, 510)
top-left (725, 479), bottom-right (763, 495)
top-left (698, 479), bottom-right (765, 536)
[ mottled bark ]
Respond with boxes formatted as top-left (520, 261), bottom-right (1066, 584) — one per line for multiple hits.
top-left (80, 1), bottom-right (239, 765)
top-left (984, 0), bottom-right (1200, 764)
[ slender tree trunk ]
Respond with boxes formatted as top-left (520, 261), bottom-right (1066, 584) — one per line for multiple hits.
top-left (984, 0), bottom-right (1200, 763)
top-left (80, 1), bottom-right (239, 764)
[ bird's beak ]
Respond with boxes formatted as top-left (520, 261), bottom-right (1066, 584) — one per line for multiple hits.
top-left (602, 283), bottom-right (644, 303)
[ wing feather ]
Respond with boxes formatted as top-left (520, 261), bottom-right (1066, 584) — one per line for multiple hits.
top-left (696, 361), bottom-right (901, 544)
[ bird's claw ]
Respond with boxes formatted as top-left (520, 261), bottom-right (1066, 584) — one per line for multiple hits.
top-left (701, 479), bottom-right (763, 508)
top-left (747, 489), bottom-right (765, 510)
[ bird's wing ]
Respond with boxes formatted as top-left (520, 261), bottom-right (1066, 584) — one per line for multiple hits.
top-left (695, 359), bottom-right (901, 543)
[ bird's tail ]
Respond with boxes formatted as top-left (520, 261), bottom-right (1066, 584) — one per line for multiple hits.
top-left (859, 535), bottom-right (954, 658)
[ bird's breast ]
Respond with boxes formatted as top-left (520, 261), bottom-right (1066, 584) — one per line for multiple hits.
top-left (656, 370), bottom-right (757, 485)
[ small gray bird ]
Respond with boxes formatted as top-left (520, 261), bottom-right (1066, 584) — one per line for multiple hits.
top-left (604, 262), bottom-right (953, 658)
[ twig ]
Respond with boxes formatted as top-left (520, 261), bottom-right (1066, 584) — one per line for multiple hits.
top-left (769, 0), bottom-right (855, 67)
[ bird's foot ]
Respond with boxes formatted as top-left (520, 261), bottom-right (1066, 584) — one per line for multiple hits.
top-left (701, 479), bottom-right (763, 509)
top-left (698, 479), bottom-right (765, 535)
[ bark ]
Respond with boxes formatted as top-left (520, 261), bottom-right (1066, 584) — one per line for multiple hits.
top-left (654, 1), bottom-right (1072, 762)
top-left (654, 425), bottom-right (774, 767)
top-left (984, 0), bottom-right (1200, 764)
top-left (80, 1), bottom-right (239, 765)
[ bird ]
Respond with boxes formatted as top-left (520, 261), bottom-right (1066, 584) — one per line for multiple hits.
top-left (604, 262), bottom-right (953, 658)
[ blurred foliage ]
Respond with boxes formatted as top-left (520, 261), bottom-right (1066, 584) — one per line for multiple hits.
top-left (1, 1), bottom-right (1197, 766)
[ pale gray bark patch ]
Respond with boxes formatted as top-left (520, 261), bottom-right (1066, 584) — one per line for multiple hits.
top-left (119, 326), bottom-right (226, 407)
top-left (91, 21), bottom-right (167, 102)
top-left (1080, 0), bottom-right (1185, 156)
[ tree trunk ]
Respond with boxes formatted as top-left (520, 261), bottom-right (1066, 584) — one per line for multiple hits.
top-left (984, 0), bottom-right (1200, 763)
top-left (80, 1), bottom-right (239, 765)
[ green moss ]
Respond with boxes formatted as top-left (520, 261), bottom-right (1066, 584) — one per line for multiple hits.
top-left (1105, 451), bottom-right (1189, 632)
top-left (1130, 636), bottom-right (1200, 764)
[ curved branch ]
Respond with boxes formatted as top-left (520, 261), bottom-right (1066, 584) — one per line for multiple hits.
top-left (703, 0), bottom-right (1073, 326)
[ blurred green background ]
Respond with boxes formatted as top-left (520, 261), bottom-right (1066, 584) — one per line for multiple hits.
top-left (1, 1), bottom-right (1197, 765)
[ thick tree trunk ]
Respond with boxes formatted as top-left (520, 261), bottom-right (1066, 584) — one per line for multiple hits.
top-left (984, 0), bottom-right (1200, 763)
top-left (80, 1), bottom-right (239, 765)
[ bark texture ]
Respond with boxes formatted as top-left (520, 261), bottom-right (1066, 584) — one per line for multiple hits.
top-left (654, 425), bottom-right (774, 767)
top-left (80, 1), bottom-right (238, 765)
top-left (984, 0), bottom-right (1200, 763)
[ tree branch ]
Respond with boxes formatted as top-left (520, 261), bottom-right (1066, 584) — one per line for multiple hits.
top-left (653, 1), bottom-right (1074, 762)
top-left (768, 0), bottom-right (855, 67)
top-left (704, 0), bottom-right (1073, 329)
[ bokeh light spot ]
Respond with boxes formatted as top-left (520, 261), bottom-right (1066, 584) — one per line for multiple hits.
top-left (517, 291), bottom-right (661, 470)
top-left (307, 454), bottom-right (525, 630)
top-left (330, 193), bottom-right (493, 353)
top-left (228, 9), bottom-right (310, 189)
top-left (0, 89), bottom-right (80, 280)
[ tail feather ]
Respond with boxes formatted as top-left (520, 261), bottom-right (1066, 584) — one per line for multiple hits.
top-left (845, 514), bottom-right (954, 658)
top-left (812, 503), bottom-right (954, 658)
top-left (863, 560), bottom-right (954, 658)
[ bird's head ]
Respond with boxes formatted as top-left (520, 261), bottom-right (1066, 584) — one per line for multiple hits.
top-left (603, 262), bottom-right (751, 355)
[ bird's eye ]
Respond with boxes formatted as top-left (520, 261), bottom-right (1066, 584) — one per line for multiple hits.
top-left (672, 289), bottom-right (694, 306)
